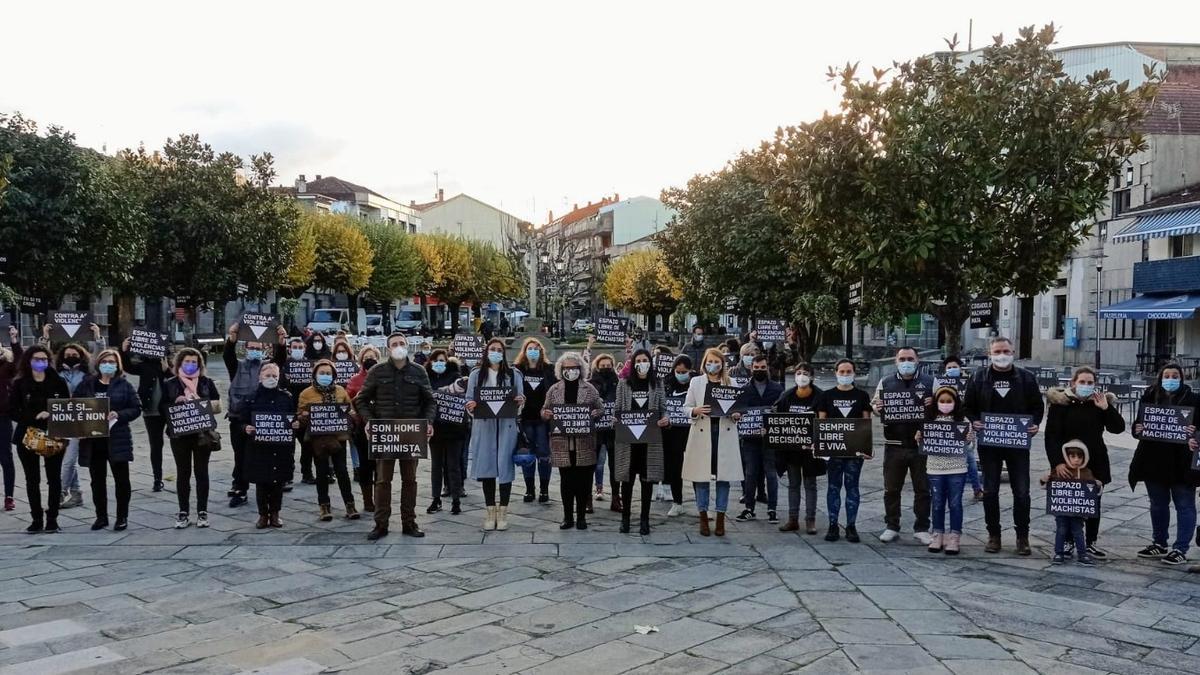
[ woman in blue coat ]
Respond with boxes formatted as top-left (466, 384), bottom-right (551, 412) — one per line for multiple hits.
top-left (75, 348), bottom-right (142, 531)
top-left (464, 338), bottom-right (525, 531)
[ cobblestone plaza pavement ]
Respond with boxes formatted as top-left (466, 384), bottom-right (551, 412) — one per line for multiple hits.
top-left (2, 364), bottom-right (1200, 674)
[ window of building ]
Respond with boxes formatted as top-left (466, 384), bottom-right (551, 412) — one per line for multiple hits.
top-left (1112, 189), bottom-right (1131, 217)
top-left (1053, 295), bottom-right (1067, 339)
top-left (1100, 288), bottom-right (1141, 340)
top-left (1169, 233), bottom-right (1196, 258)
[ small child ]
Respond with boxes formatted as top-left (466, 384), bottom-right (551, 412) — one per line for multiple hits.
top-left (1044, 440), bottom-right (1102, 566)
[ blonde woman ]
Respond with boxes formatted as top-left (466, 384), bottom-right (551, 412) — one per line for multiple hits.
top-left (74, 349), bottom-right (141, 531)
top-left (682, 348), bottom-right (743, 536)
top-left (514, 337), bottom-right (556, 503)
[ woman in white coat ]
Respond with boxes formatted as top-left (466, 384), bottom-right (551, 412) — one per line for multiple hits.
top-left (682, 347), bottom-right (743, 537)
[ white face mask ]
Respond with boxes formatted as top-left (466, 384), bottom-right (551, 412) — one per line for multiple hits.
top-left (312, 341), bottom-right (324, 351)
top-left (391, 346), bottom-right (408, 361)
top-left (635, 362), bottom-right (650, 375)
top-left (991, 353), bottom-right (1014, 369)
top-left (795, 374), bottom-right (812, 388)
top-left (335, 352), bottom-right (350, 361)
top-left (261, 377), bottom-right (279, 389)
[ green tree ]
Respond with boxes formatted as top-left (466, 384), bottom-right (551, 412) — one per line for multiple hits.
top-left (465, 238), bottom-right (523, 315)
top-left (759, 25), bottom-right (1157, 355)
top-left (602, 248), bottom-right (682, 329)
top-left (281, 216), bottom-right (318, 297)
top-left (359, 220), bottom-right (423, 328)
top-left (414, 233), bottom-right (472, 334)
top-left (307, 211), bottom-right (374, 331)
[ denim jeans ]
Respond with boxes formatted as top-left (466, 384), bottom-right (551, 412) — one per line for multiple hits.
top-left (1145, 481), bottom-right (1197, 555)
top-left (349, 441), bottom-right (360, 470)
top-left (826, 458), bottom-right (863, 526)
top-left (740, 440), bottom-right (778, 512)
top-left (928, 472), bottom-right (966, 534)
top-left (520, 420), bottom-right (552, 489)
top-left (694, 481), bottom-right (731, 513)
top-left (60, 438), bottom-right (81, 493)
top-left (965, 447), bottom-right (982, 492)
top-left (1055, 516), bottom-right (1087, 557)
top-left (979, 445), bottom-right (1031, 538)
top-left (594, 431), bottom-right (616, 489)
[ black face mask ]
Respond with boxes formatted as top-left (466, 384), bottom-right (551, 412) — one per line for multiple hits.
top-left (363, 358), bottom-right (378, 371)
top-left (597, 368), bottom-right (615, 379)
top-left (752, 370), bottom-right (769, 382)
top-left (62, 356), bottom-right (81, 368)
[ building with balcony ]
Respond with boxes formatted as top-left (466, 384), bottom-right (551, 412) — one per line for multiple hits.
top-left (536, 195), bottom-right (620, 322)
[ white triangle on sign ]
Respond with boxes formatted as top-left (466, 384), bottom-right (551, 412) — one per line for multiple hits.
top-left (836, 404), bottom-right (854, 417)
top-left (250, 325), bottom-right (268, 339)
top-left (60, 323), bottom-right (82, 338)
top-left (487, 401), bottom-right (505, 414)
top-left (633, 394), bottom-right (648, 407)
top-left (717, 398), bottom-right (736, 413)
top-left (994, 384), bottom-right (1010, 398)
top-left (628, 424), bottom-right (646, 439)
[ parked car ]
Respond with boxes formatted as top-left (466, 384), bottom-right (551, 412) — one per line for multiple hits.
top-left (307, 308), bottom-right (351, 335)
top-left (571, 318), bottom-right (594, 333)
top-left (363, 314), bottom-right (384, 336)
top-left (395, 307), bottom-right (424, 334)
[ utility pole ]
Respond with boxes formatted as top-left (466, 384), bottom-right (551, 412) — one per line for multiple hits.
top-left (1094, 254), bottom-right (1104, 370)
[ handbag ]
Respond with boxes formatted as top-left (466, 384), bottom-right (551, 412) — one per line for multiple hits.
top-left (512, 428), bottom-right (536, 467)
top-left (23, 427), bottom-right (67, 457)
top-left (196, 429), bottom-right (222, 453)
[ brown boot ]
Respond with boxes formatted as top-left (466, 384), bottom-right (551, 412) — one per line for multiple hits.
top-left (715, 512), bottom-right (726, 537)
top-left (319, 504), bottom-right (333, 522)
top-left (805, 518), bottom-right (817, 535)
top-left (699, 511), bottom-right (711, 536)
top-left (269, 512), bottom-right (282, 528)
top-left (611, 492), bottom-right (623, 513)
top-left (1016, 536), bottom-right (1032, 556)
top-left (361, 489), bottom-right (375, 513)
top-left (985, 534), bottom-right (1001, 553)
top-left (345, 502), bottom-right (360, 520)
top-left (255, 514), bottom-right (269, 529)
top-left (779, 517), bottom-right (800, 532)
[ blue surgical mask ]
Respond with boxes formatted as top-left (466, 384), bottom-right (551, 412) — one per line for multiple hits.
top-left (488, 351), bottom-right (503, 365)
top-left (526, 348), bottom-right (540, 361)
top-left (1163, 377), bottom-right (1181, 392)
top-left (705, 363), bottom-right (721, 375)
top-left (431, 361), bottom-right (447, 374)
top-left (837, 375), bottom-right (855, 386)
top-left (945, 367), bottom-right (961, 378)
top-left (98, 363), bottom-right (118, 376)
top-left (675, 372), bottom-right (690, 384)
top-left (290, 349), bottom-right (305, 360)
top-left (1075, 384), bottom-right (1095, 398)
top-left (246, 349), bottom-right (264, 362)
top-left (316, 373), bottom-right (334, 387)
top-left (741, 355), bottom-right (754, 367)
top-left (897, 361), bottom-right (917, 376)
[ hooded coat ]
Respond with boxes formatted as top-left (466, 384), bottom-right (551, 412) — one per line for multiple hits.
top-left (1128, 383), bottom-right (1200, 489)
top-left (1044, 387), bottom-right (1124, 485)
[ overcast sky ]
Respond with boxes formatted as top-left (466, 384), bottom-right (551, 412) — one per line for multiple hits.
top-left (3, 1), bottom-right (1196, 223)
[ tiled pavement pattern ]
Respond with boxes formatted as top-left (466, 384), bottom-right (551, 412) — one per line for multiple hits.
top-left (1, 363), bottom-right (1199, 673)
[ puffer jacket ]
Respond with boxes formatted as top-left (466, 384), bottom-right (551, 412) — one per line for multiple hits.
top-left (353, 358), bottom-right (435, 423)
top-left (75, 374), bottom-right (142, 465)
top-left (1044, 386), bottom-right (1124, 485)
top-left (1129, 383), bottom-right (1200, 489)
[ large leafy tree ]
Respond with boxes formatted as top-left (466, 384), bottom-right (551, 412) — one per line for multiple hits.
top-left (359, 220), bottom-right (423, 328)
top-left (759, 25), bottom-right (1156, 355)
top-left (465, 238), bottom-right (524, 315)
top-left (602, 248), bottom-right (682, 329)
top-left (306, 211), bottom-right (374, 331)
top-left (414, 233), bottom-right (472, 334)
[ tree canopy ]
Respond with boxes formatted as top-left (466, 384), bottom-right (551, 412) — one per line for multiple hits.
top-left (601, 248), bottom-right (682, 320)
top-left (308, 211), bottom-right (374, 295)
top-left (358, 219), bottom-right (423, 307)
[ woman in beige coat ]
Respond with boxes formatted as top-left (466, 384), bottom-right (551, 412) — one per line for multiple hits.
top-left (682, 348), bottom-right (743, 536)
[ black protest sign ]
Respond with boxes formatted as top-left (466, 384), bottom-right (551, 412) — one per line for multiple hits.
top-left (167, 400), bottom-right (218, 438)
top-left (50, 311), bottom-right (92, 342)
top-left (253, 412), bottom-right (295, 444)
top-left (1046, 479), bottom-right (1101, 518)
top-left (766, 412), bottom-right (815, 452)
top-left (654, 353), bottom-right (676, 381)
top-left (333, 359), bottom-right (359, 385)
top-left (596, 401), bottom-right (616, 430)
top-left (730, 373), bottom-right (751, 388)
top-left (48, 398), bottom-right (110, 438)
top-left (725, 353), bottom-right (739, 368)
top-left (551, 405), bottom-right (593, 436)
top-left (932, 376), bottom-right (964, 395)
top-left (237, 312), bottom-right (277, 342)
top-left (665, 392), bottom-right (691, 427)
top-left (848, 280), bottom-right (863, 307)
top-left (705, 385), bottom-right (745, 417)
top-left (452, 334), bottom-right (484, 365)
top-left (979, 413), bottom-right (1034, 450)
top-left (368, 419), bottom-right (429, 459)
top-left (880, 389), bottom-right (926, 425)
top-left (615, 411), bottom-right (661, 444)
top-left (308, 404), bottom-right (351, 436)
top-left (1137, 405), bottom-right (1195, 445)
top-left (737, 407), bottom-right (769, 436)
top-left (285, 358), bottom-right (313, 384)
top-left (473, 386), bottom-right (518, 419)
top-left (816, 417), bottom-right (872, 458)
top-left (920, 421), bottom-right (970, 457)
top-left (128, 329), bottom-right (169, 359)
top-left (433, 391), bottom-right (468, 425)
top-left (969, 297), bottom-right (997, 329)
top-left (19, 295), bottom-right (40, 314)
top-left (756, 318), bottom-right (787, 343)
top-left (595, 317), bottom-right (628, 344)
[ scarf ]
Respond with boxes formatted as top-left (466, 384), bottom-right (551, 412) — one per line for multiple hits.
top-left (564, 379), bottom-right (580, 404)
top-left (315, 382), bottom-right (337, 403)
top-left (179, 373), bottom-right (200, 398)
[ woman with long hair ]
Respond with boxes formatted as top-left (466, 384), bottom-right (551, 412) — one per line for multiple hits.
top-left (465, 338), bottom-right (525, 531)
top-left (426, 349), bottom-right (468, 515)
top-left (0, 325), bottom-right (24, 512)
top-left (53, 341), bottom-right (93, 510)
top-left (919, 386), bottom-right (972, 554)
top-left (614, 348), bottom-right (668, 535)
top-left (681, 347), bottom-right (742, 537)
top-left (542, 352), bottom-right (602, 530)
top-left (75, 349), bottom-right (141, 531)
top-left (11, 346), bottom-right (70, 533)
top-left (346, 344), bottom-right (380, 511)
top-left (160, 348), bottom-right (221, 529)
top-left (514, 337), bottom-right (556, 504)
top-left (818, 358), bottom-right (872, 543)
top-left (589, 352), bottom-right (620, 512)
top-left (661, 354), bottom-right (692, 517)
top-left (298, 360), bottom-right (359, 521)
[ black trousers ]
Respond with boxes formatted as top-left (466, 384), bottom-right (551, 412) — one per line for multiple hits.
top-left (229, 422), bottom-right (250, 493)
top-left (316, 446), bottom-right (355, 506)
top-left (256, 482), bottom-right (284, 514)
top-left (88, 444), bottom-right (131, 520)
top-left (482, 478), bottom-right (512, 507)
top-left (560, 465), bottom-right (593, 523)
top-left (144, 415), bottom-right (166, 482)
top-left (621, 445), bottom-right (654, 521)
top-left (430, 436), bottom-right (464, 502)
top-left (171, 439), bottom-right (211, 514)
top-left (18, 444), bottom-right (64, 521)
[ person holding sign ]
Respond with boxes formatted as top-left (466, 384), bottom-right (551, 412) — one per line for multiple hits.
top-left (1044, 366), bottom-right (1125, 559)
top-left (589, 351), bottom-right (621, 512)
top-left (0, 326), bottom-right (25, 512)
top-left (681, 348), bottom-right (743, 537)
top-left (224, 322), bottom-right (287, 505)
top-left (941, 356), bottom-right (982, 500)
top-left (773, 363), bottom-right (825, 534)
top-left (543, 352), bottom-right (602, 530)
top-left (426, 350), bottom-right (468, 515)
top-left (51, 341), bottom-right (94, 511)
top-left (238, 363), bottom-right (294, 529)
top-left (817, 359), bottom-right (872, 543)
top-left (1129, 363), bottom-right (1200, 565)
top-left (917, 386), bottom-right (973, 554)
top-left (120, 334), bottom-right (171, 493)
top-left (346, 344), bottom-right (381, 510)
top-left (74, 350), bottom-right (141, 531)
top-left (870, 347), bottom-right (934, 546)
top-left (11, 346), bottom-right (71, 533)
top-left (661, 355), bottom-right (693, 517)
top-left (161, 348), bottom-right (221, 529)
top-left (298, 360), bottom-right (359, 522)
top-left (962, 336), bottom-right (1044, 556)
top-left (463, 338), bottom-right (525, 531)
top-left (354, 332), bottom-right (436, 540)
top-left (737, 354), bottom-right (783, 524)
top-left (515, 337), bottom-right (556, 505)
top-left (1042, 441), bottom-right (1102, 565)
top-left (614, 349), bottom-right (668, 535)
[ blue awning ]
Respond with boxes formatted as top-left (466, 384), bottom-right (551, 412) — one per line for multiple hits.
top-left (1099, 293), bottom-right (1200, 320)
top-left (1112, 206), bottom-right (1200, 242)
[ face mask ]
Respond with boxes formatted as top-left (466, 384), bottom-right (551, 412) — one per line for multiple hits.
top-left (635, 362), bottom-right (650, 375)
top-left (290, 349), bottom-right (305, 360)
top-left (836, 375), bottom-right (855, 386)
top-left (897, 361), bottom-right (917, 376)
top-left (422, 348), bottom-right (432, 355)
top-left (763, 341), bottom-right (774, 349)
top-left (363, 358), bottom-right (378, 370)
top-left (62, 356), bottom-right (81, 368)
top-left (487, 351), bottom-right (503, 365)
top-left (526, 348), bottom-right (540, 361)
top-left (98, 363), bottom-right (118, 376)
top-left (261, 377), bottom-right (279, 389)
top-left (181, 362), bottom-right (200, 376)
top-left (991, 354), bottom-right (1014, 369)
top-left (598, 367), bottom-right (614, 377)
top-left (431, 361), bottom-right (447, 374)
top-left (391, 346), bottom-right (408, 361)
top-left (945, 367), bottom-right (961, 378)
top-left (563, 367), bottom-right (581, 381)
top-left (795, 374), bottom-right (812, 388)
top-left (31, 359), bottom-right (49, 373)
top-left (316, 373), bottom-right (334, 387)
top-left (752, 370), bottom-right (768, 382)
top-left (246, 349), bottom-right (264, 362)
top-left (741, 355), bottom-right (754, 367)
top-left (1163, 377), bottom-right (1181, 392)
top-left (937, 402), bottom-right (955, 415)
top-left (1075, 384), bottom-right (1095, 398)
top-left (312, 341), bottom-right (324, 351)
top-left (705, 363), bottom-right (721, 375)
top-left (335, 352), bottom-right (350, 361)
top-left (675, 372), bottom-right (690, 384)
top-left (693, 334), bottom-right (704, 343)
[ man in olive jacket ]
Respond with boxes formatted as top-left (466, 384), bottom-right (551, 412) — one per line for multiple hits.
top-left (354, 332), bottom-right (435, 540)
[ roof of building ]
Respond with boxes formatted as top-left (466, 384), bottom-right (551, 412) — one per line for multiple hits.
top-left (411, 192), bottom-right (530, 223)
top-left (1142, 81), bottom-right (1200, 135)
top-left (1128, 184), bottom-right (1200, 213)
top-left (271, 186), bottom-right (335, 202)
top-left (547, 195), bottom-right (620, 227)
top-left (302, 176), bottom-right (389, 203)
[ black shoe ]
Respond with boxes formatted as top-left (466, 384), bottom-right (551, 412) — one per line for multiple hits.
top-left (576, 518), bottom-right (588, 530)
top-left (152, 481), bottom-right (164, 493)
top-left (44, 518), bottom-right (61, 533)
top-left (367, 527), bottom-right (388, 541)
top-left (402, 523), bottom-right (425, 538)
top-left (450, 501), bottom-right (461, 515)
top-left (1138, 543), bottom-right (1169, 558)
top-left (282, 481), bottom-right (294, 492)
top-left (26, 518), bottom-right (43, 534)
top-left (538, 493), bottom-right (550, 504)
top-left (825, 524), bottom-right (840, 542)
top-left (845, 525), bottom-right (860, 543)
top-left (620, 517), bottom-right (631, 534)
top-left (1163, 549), bottom-right (1188, 566)
top-left (767, 510), bottom-right (779, 524)
top-left (327, 474), bottom-right (336, 484)
top-left (113, 519), bottom-right (128, 531)
top-left (1086, 544), bottom-right (1107, 560)
top-left (736, 509), bottom-right (755, 522)
top-left (91, 517), bottom-right (109, 531)
top-left (226, 488), bottom-right (238, 497)
top-left (427, 499), bottom-right (442, 514)
top-left (639, 518), bottom-right (650, 536)
top-left (523, 492), bottom-right (535, 503)
top-left (302, 476), bottom-right (318, 485)
top-left (229, 493), bottom-right (247, 508)
top-left (560, 520), bottom-right (575, 530)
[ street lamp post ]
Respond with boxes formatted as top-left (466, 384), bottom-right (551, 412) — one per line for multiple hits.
top-left (1094, 256), bottom-right (1104, 370)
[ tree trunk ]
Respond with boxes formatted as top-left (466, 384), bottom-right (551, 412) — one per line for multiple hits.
top-left (348, 292), bottom-right (360, 334)
top-left (115, 293), bottom-right (136, 340)
top-left (449, 302), bottom-right (462, 336)
top-left (929, 300), bottom-right (969, 358)
top-left (419, 294), bottom-right (429, 330)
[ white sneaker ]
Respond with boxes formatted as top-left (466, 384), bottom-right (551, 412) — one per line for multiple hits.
top-left (594, 486), bottom-right (606, 502)
top-left (879, 529), bottom-right (899, 543)
top-left (196, 512), bottom-right (209, 528)
top-left (914, 531), bottom-right (934, 546)
top-left (667, 503), bottom-right (686, 517)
